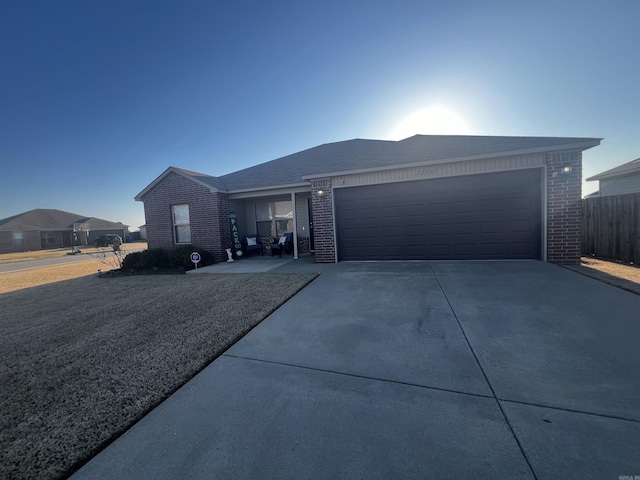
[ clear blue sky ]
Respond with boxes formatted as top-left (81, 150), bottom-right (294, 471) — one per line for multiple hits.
top-left (1, 0), bottom-right (638, 230)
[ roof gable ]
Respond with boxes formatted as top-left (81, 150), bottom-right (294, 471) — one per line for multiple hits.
top-left (135, 166), bottom-right (226, 201)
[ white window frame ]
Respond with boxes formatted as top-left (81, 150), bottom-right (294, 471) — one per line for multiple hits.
top-left (172, 204), bottom-right (191, 244)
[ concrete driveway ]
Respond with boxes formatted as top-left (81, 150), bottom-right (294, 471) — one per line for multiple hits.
top-left (71, 261), bottom-right (640, 479)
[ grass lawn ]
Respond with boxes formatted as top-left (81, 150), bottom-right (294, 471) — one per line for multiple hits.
top-left (0, 272), bottom-right (317, 480)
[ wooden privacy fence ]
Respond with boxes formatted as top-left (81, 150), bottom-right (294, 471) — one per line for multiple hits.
top-left (582, 193), bottom-right (640, 264)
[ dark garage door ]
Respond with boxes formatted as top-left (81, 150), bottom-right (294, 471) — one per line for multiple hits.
top-left (335, 169), bottom-right (542, 261)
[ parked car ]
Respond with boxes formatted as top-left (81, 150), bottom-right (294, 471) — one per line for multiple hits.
top-left (94, 234), bottom-right (123, 247)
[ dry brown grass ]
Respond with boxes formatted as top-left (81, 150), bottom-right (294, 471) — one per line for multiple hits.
top-left (0, 244), bottom-right (147, 294)
top-left (0, 260), bottom-right (107, 294)
top-left (0, 243), bottom-right (147, 265)
top-left (580, 257), bottom-right (640, 283)
top-left (564, 257), bottom-right (640, 295)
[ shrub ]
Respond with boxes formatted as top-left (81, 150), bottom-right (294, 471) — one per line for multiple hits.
top-left (169, 245), bottom-right (214, 270)
top-left (121, 251), bottom-right (142, 271)
top-left (138, 248), bottom-right (167, 269)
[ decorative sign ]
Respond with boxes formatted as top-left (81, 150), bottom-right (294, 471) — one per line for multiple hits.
top-left (229, 212), bottom-right (242, 258)
top-left (190, 252), bottom-right (201, 268)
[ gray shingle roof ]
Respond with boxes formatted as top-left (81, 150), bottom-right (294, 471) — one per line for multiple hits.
top-left (0, 209), bottom-right (127, 231)
top-left (216, 135), bottom-right (601, 191)
top-left (171, 167), bottom-right (227, 190)
top-left (586, 158), bottom-right (640, 181)
top-left (137, 135), bottom-right (601, 198)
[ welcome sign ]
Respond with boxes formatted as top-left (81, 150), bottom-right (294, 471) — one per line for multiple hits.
top-left (229, 212), bottom-right (243, 256)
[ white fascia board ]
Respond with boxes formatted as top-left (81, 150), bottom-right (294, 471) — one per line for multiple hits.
top-left (302, 140), bottom-right (602, 181)
top-left (228, 183), bottom-right (310, 199)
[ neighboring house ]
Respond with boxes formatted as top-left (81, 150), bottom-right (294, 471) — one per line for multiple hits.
top-left (135, 135), bottom-right (601, 265)
top-left (586, 158), bottom-right (640, 196)
top-left (0, 209), bottom-right (128, 253)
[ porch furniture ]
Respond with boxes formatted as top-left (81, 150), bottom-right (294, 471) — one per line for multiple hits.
top-left (270, 232), bottom-right (293, 257)
top-left (242, 235), bottom-right (263, 256)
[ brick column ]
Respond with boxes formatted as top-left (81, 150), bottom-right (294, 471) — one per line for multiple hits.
top-left (212, 193), bottom-right (231, 263)
top-left (546, 151), bottom-right (582, 264)
top-left (311, 178), bottom-right (336, 263)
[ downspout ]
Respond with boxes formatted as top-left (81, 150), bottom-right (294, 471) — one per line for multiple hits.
top-left (291, 192), bottom-right (299, 259)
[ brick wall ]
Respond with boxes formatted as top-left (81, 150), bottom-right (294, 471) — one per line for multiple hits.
top-left (310, 179), bottom-right (335, 263)
top-left (0, 230), bottom-right (41, 253)
top-left (142, 173), bottom-right (231, 263)
top-left (546, 151), bottom-right (582, 264)
top-left (297, 236), bottom-right (310, 253)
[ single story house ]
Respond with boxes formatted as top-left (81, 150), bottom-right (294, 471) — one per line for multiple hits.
top-left (136, 134), bottom-right (601, 265)
top-left (586, 157), bottom-right (640, 196)
top-left (0, 209), bottom-right (128, 253)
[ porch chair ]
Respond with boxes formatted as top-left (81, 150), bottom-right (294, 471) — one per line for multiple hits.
top-left (270, 232), bottom-right (293, 257)
top-left (242, 234), bottom-right (263, 256)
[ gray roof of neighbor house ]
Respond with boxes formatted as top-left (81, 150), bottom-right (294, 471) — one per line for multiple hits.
top-left (0, 209), bottom-right (127, 231)
top-left (136, 134), bottom-right (601, 198)
top-left (586, 158), bottom-right (640, 181)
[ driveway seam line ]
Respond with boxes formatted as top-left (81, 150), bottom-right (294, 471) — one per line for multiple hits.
top-left (222, 353), bottom-right (495, 400)
top-left (428, 263), bottom-right (539, 480)
top-left (498, 398), bottom-right (640, 424)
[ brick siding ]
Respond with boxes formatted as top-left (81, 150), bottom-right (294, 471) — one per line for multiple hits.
top-left (143, 173), bottom-right (231, 263)
top-left (0, 230), bottom-right (41, 253)
top-left (297, 236), bottom-right (310, 253)
top-left (310, 179), bottom-right (335, 263)
top-left (546, 151), bottom-right (582, 265)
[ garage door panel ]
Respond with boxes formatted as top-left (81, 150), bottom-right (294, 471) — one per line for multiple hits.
top-left (508, 242), bottom-right (535, 255)
top-left (429, 244), bottom-right (452, 257)
top-left (510, 196), bottom-right (535, 210)
top-left (482, 221), bottom-right (503, 234)
top-left (335, 169), bottom-right (542, 261)
top-left (480, 243), bottom-right (503, 256)
top-left (453, 200), bottom-right (477, 213)
top-left (509, 219), bottom-right (537, 233)
top-left (479, 198), bottom-right (503, 212)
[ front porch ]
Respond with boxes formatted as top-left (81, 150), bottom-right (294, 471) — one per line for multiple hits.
top-left (228, 190), bottom-right (314, 261)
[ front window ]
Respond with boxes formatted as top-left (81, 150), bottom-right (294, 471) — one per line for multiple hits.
top-left (13, 231), bottom-right (24, 246)
top-left (41, 232), bottom-right (57, 245)
top-left (172, 204), bottom-right (191, 244)
top-left (255, 201), bottom-right (292, 238)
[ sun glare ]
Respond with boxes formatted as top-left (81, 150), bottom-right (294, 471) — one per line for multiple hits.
top-left (390, 106), bottom-right (471, 140)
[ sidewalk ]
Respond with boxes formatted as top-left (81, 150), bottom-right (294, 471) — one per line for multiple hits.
top-left (188, 253), bottom-right (330, 274)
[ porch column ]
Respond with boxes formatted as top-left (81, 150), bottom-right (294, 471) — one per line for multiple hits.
top-left (291, 192), bottom-right (298, 259)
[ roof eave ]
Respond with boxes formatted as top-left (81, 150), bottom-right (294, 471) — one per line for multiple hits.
top-left (586, 169), bottom-right (640, 182)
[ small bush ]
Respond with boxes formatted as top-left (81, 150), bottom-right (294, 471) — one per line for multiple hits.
top-left (139, 248), bottom-right (167, 269)
top-left (169, 245), bottom-right (214, 270)
top-left (121, 251), bottom-right (142, 271)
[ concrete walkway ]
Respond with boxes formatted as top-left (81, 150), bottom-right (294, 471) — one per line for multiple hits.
top-left (71, 261), bottom-right (640, 479)
top-left (187, 252), bottom-right (327, 274)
